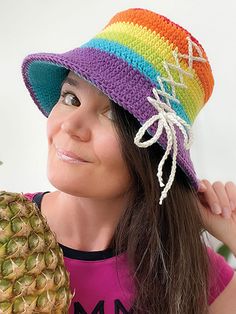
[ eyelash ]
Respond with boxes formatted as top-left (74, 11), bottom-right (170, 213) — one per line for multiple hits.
top-left (60, 90), bottom-right (114, 121)
top-left (60, 90), bottom-right (80, 107)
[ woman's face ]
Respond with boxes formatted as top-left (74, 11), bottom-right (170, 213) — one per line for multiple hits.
top-left (47, 71), bottom-right (131, 199)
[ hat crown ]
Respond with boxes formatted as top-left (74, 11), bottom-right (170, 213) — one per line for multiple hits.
top-left (82, 8), bottom-right (214, 125)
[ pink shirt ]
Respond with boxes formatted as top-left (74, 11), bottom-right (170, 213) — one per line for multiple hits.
top-left (24, 192), bottom-right (234, 313)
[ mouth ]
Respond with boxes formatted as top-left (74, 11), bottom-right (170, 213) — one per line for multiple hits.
top-left (55, 147), bottom-right (88, 164)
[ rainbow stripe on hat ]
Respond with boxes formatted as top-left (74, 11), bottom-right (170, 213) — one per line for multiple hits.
top-left (83, 9), bottom-right (213, 125)
top-left (22, 8), bottom-right (214, 194)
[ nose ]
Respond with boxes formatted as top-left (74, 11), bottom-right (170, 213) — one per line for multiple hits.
top-left (60, 107), bottom-right (91, 142)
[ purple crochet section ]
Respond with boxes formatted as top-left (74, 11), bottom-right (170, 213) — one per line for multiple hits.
top-left (22, 47), bottom-right (197, 189)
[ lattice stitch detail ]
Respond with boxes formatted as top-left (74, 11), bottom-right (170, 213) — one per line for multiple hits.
top-left (134, 36), bottom-right (207, 204)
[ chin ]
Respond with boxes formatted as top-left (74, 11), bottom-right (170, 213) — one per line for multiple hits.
top-left (47, 172), bottom-right (89, 197)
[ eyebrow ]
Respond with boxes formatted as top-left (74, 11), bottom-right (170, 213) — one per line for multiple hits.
top-left (61, 77), bottom-right (105, 97)
top-left (61, 77), bottom-right (80, 87)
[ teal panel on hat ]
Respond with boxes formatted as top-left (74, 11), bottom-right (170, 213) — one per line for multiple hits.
top-left (28, 61), bottom-right (69, 116)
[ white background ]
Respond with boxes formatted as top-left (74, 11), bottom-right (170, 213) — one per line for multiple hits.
top-left (0, 0), bottom-right (235, 194)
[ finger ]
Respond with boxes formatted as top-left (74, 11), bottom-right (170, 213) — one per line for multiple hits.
top-left (198, 199), bottom-right (212, 225)
top-left (225, 181), bottom-right (236, 211)
top-left (198, 198), bottom-right (225, 239)
top-left (198, 180), bottom-right (207, 193)
top-left (212, 181), bottom-right (231, 219)
top-left (201, 180), bottom-right (222, 215)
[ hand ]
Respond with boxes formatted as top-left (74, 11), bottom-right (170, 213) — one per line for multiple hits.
top-left (198, 180), bottom-right (236, 255)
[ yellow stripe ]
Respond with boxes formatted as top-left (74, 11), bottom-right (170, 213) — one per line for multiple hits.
top-left (96, 22), bottom-right (205, 121)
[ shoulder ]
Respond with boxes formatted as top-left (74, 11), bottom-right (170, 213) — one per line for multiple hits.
top-left (207, 247), bottom-right (236, 312)
top-left (208, 247), bottom-right (234, 303)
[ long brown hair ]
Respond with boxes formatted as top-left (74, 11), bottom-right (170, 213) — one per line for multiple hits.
top-left (110, 102), bottom-right (209, 314)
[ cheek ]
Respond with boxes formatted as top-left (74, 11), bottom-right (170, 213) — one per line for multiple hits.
top-left (94, 132), bottom-right (131, 184)
top-left (95, 131), bottom-right (123, 163)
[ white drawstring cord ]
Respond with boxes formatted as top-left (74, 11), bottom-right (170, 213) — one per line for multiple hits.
top-left (134, 88), bottom-right (193, 204)
top-left (134, 36), bottom-right (206, 204)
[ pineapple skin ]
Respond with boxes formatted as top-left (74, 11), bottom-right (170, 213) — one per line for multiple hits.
top-left (0, 191), bottom-right (72, 314)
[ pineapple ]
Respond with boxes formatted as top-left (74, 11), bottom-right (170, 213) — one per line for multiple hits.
top-left (0, 191), bottom-right (72, 313)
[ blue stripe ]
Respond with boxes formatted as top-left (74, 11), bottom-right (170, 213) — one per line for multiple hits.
top-left (82, 38), bottom-right (191, 124)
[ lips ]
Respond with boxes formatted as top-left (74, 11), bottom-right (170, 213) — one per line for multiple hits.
top-left (55, 147), bottom-right (88, 163)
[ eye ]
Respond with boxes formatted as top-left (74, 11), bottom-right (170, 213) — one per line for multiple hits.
top-left (103, 108), bottom-right (114, 121)
top-left (60, 91), bottom-right (80, 107)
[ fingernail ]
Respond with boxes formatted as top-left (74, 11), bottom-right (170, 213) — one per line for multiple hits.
top-left (211, 203), bottom-right (222, 214)
top-left (222, 207), bottom-right (231, 219)
top-left (230, 201), bottom-right (235, 211)
top-left (198, 182), bottom-right (207, 192)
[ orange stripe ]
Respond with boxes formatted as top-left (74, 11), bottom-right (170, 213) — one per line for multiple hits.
top-left (106, 9), bottom-right (214, 103)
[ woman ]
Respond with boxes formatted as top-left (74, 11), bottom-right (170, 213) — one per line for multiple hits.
top-left (22, 8), bottom-right (236, 313)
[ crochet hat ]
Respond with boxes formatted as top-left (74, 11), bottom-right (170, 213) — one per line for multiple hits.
top-left (22, 8), bottom-right (214, 204)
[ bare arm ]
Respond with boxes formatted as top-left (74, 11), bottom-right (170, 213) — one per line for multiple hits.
top-left (199, 180), bottom-right (236, 255)
top-left (209, 273), bottom-right (236, 314)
